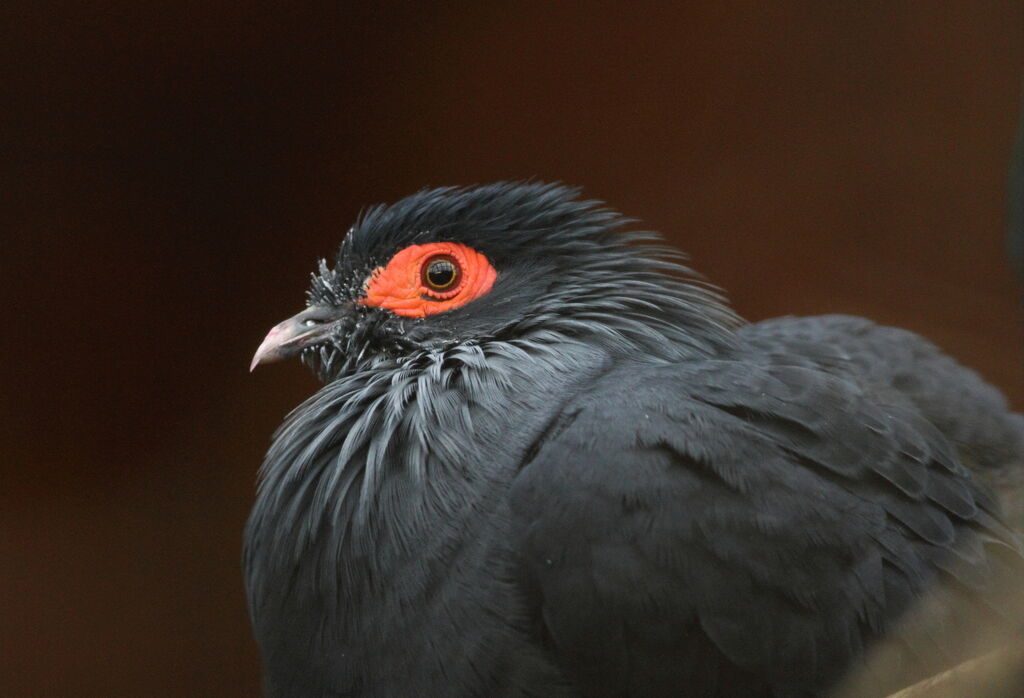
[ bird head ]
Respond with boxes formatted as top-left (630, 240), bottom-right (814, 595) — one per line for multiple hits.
top-left (251, 182), bottom-right (739, 381)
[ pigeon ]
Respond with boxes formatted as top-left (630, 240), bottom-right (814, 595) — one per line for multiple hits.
top-left (246, 182), bottom-right (1024, 697)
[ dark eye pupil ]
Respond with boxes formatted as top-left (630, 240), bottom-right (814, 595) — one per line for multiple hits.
top-left (425, 259), bottom-right (457, 289)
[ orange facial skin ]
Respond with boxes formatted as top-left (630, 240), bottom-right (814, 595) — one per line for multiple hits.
top-left (360, 242), bottom-right (498, 318)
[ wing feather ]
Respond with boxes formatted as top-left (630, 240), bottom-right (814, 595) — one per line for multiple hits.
top-left (511, 359), bottom-right (1023, 696)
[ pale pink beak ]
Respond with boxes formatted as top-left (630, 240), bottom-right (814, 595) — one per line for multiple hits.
top-left (250, 305), bottom-right (342, 371)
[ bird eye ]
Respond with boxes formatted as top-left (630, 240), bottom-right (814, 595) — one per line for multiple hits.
top-left (361, 242), bottom-right (496, 317)
top-left (421, 255), bottom-right (460, 292)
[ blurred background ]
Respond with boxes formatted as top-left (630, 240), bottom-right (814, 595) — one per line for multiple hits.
top-left (2, 2), bottom-right (1022, 695)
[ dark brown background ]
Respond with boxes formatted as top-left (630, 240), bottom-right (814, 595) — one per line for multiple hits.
top-left (3, 2), bottom-right (1022, 695)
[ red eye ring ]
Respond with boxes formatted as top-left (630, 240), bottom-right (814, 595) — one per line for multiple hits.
top-left (361, 242), bottom-right (497, 318)
top-left (421, 254), bottom-right (461, 294)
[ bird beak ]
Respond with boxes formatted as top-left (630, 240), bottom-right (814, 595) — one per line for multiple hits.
top-left (250, 305), bottom-right (344, 372)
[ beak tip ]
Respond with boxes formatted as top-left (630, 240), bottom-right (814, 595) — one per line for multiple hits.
top-left (249, 335), bottom-right (279, 373)
top-left (250, 341), bottom-right (281, 373)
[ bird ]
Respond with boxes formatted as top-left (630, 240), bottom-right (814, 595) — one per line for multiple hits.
top-left (246, 182), bottom-right (1024, 698)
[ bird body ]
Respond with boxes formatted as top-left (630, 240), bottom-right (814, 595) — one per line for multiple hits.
top-left (247, 183), bottom-right (1024, 697)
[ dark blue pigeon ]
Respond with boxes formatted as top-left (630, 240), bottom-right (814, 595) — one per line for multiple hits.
top-left (247, 183), bottom-right (1024, 697)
